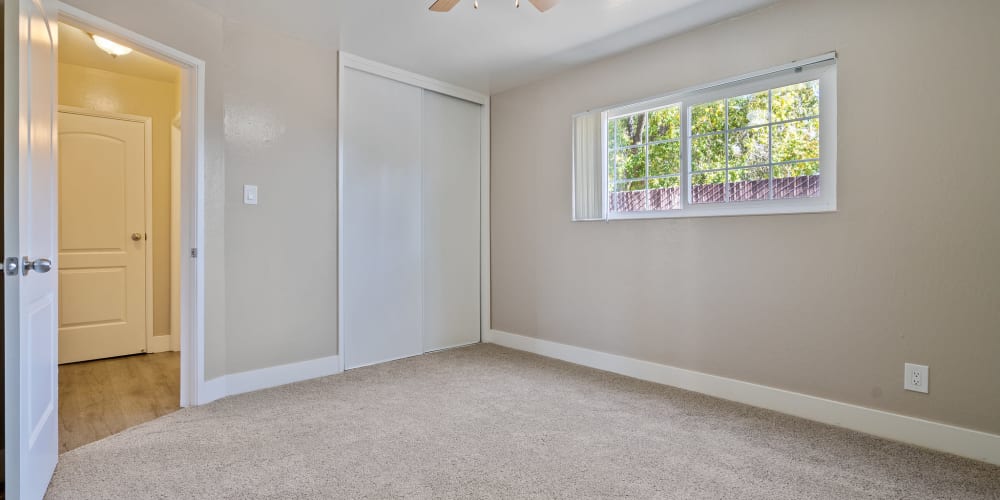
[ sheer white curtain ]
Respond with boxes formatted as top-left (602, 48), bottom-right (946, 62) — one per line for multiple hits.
top-left (572, 111), bottom-right (605, 221)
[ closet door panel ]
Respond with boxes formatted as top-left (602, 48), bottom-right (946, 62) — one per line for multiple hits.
top-left (343, 68), bottom-right (424, 369)
top-left (422, 91), bottom-right (482, 352)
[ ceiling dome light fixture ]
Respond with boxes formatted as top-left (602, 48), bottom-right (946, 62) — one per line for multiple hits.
top-left (429, 0), bottom-right (559, 13)
top-left (90, 34), bottom-right (133, 58)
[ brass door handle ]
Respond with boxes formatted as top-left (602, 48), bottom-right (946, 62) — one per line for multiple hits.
top-left (131, 232), bottom-right (143, 241)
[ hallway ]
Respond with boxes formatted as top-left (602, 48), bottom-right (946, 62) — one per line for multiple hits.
top-left (58, 352), bottom-right (180, 453)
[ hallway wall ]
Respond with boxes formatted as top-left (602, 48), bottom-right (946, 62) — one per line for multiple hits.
top-left (60, 0), bottom-right (339, 379)
top-left (58, 62), bottom-right (180, 342)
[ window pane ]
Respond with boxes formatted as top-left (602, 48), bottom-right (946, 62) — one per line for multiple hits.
top-left (728, 125), bottom-right (769, 167)
top-left (610, 113), bottom-right (646, 148)
top-left (648, 105), bottom-right (681, 142)
top-left (649, 176), bottom-right (681, 210)
top-left (774, 162), bottom-right (820, 199)
top-left (691, 133), bottom-right (725, 171)
top-left (648, 141), bottom-right (680, 176)
top-left (727, 91), bottom-right (769, 129)
top-left (649, 176), bottom-right (680, 189)
top-left (691, 100), bottom-right (725, 135)
top-left (610, 181), bottom-right (647, 212)
top-left (691, 172), bottom-right (726, 204)
top-left (607, 151), bottom-right (617, 185)
top-left (611, 146), bottom-right (645, 180)
top-left (772, 118), bottom-right (819, 163)
top-left (613, 180), bottom-right (646, 191)
top-left (771, 80), bottom-right (819, 121)
top-left (728, 167), bottom-right (770, 202)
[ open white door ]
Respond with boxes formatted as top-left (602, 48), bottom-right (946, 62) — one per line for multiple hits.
top-left (4, 0), bottom-right (60, 498)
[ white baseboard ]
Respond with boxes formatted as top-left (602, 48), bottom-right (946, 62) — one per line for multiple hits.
top-left (199, 376), bottom-right (228, 405)
top-left (195, 355), bottom-right (342, 405)
top-left (485, 329), bottom-right (1000, 466)
top-left (147, 334), bottom-right (173, 353)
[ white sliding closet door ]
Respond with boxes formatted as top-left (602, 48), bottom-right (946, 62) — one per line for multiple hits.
top-left (422, 91), bottom-right (482, 351)
top-left (342, 68), bottom-right (424, 369)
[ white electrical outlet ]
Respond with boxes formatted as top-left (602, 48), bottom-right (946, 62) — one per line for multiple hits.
top-left (904, 363), bottom-right (928, 393)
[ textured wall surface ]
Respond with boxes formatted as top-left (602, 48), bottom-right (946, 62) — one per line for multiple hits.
top-left (491, 0), bottom-right (1000, 434)
top-left (62, 0), bottom-right (339, 378)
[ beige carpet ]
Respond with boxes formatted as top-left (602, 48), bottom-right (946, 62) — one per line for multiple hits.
top-left (47, 344), bottom-right (999, 499)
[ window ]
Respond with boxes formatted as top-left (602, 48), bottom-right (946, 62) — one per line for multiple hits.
top-left (572, 54), bottom-right (836, 221)
top-left (608, 104), bottom-right (682, 212)
top-left (689, 81), bottom-right (820, 205)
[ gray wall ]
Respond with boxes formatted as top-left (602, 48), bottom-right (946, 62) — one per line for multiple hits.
top-left (490, 0), bottom-right (1000, 434)
top-left (62, 0), bottom-right (339, 378)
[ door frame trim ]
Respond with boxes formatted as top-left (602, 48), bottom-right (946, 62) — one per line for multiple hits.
top-left (57, 106), bottom-right (155, 360)
top-left (337, 52), bottom-right (491, 371)
top-left (57, 3), bottom-right (209, 407)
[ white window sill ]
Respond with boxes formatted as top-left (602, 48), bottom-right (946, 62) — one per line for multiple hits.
top-left (596, 198), bottom-right (837, 221)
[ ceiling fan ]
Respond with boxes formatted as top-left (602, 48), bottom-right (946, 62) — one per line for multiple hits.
top-left (429, 0), bottom-right (559, 12)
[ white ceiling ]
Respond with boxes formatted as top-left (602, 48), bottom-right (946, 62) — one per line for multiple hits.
top-left (193, 0), bottom-right (776, 94)
top-left (59, 22), bottom-right (181, 84)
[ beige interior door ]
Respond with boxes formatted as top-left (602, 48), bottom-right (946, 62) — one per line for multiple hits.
top-left (57, 110), bottom-right (148, 364)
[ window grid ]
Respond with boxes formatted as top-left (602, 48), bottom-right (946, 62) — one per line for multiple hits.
top-left (724, 98), bottom-right (730, 203)
top-left (608, 105), bottom-right (682, 213)
top-left (589, 56), bottom-right (836, 221)
top-left (768, 90), bottom-right (774, 199)
top-left (687, 83), bottom-right (821, 205)
top-left (689, 114), bottom-right (821, 140)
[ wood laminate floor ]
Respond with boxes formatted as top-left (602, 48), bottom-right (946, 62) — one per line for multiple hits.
top-left (58, 351), bottom-right (180, 454)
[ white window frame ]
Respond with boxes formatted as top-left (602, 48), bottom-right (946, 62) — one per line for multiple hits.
top-left (602, 54), bottom-right (837, 220)
top-left (606, 103), bottom-right (684, 212)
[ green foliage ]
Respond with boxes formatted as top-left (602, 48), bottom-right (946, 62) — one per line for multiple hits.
top-left (691, 101), bottom-right (725, 135)
top-left (649, 142), bottom-right (680, 176)
top-left (728, 166), bottom-right (770, 182)
top-left (727, 90), bottom-right (768, 129)
top-left (648, 106), bottom-right (680, 141)
top-left (609, 113), bottom-right (645, 148)
top-left (691, 172), bottom-right (724, 186)
top-left (773, 119), bottom-right (819, 163)
top-left (728, 126), bottom-right (769, 167)
top-left (649, 176), bottom-right (680, 189)
top-left (774, 161), bottom-right (819, 178)
top-left (609, 105), bottom-right (681, 192)
top-left (772, 81), bottom-right (819, 121)
top-left (691, 134), bottom-right (725, 171)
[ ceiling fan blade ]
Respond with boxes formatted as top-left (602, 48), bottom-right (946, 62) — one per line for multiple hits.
top-left (429, 0), bottom-right (462, 12)
top-left (528, 0), bottom-right (559, 12)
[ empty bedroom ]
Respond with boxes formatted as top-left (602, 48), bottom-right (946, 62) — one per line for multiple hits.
top-left (3, 0), bottom-right (998, 499)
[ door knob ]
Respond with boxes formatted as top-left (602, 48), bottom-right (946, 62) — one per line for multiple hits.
top-left (131, 232), bottom-right (143, 241)
top-left (22, 257), bottom-right (53, 276)
top-left (5, 257), bottom-right (19, 276)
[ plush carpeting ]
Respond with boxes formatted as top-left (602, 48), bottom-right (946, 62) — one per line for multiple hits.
top-left (47, 344), bottom-right (1000, 499)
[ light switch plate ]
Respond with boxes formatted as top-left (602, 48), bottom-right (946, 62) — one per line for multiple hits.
top-left (904, 363), bottom-right (928, 393)
top-left (243, 184), bottom-right (258, 205)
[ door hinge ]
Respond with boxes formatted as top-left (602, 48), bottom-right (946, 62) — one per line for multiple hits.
top-left (190, 248), bottom-right (198, 258)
